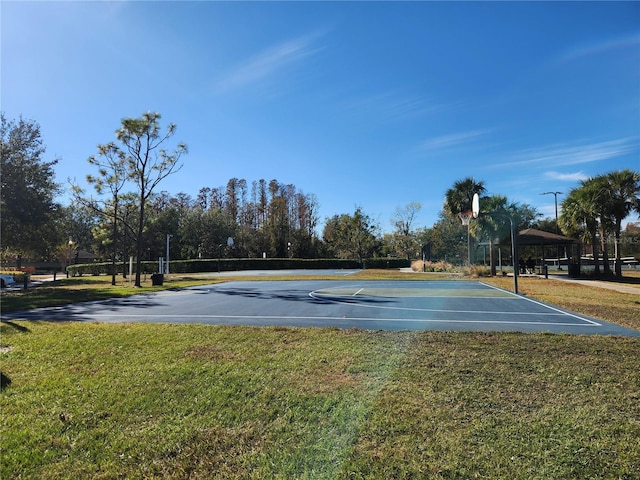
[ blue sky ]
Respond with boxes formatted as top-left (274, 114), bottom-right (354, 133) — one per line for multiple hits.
top-left (3, 1), bottom-right (639, 232)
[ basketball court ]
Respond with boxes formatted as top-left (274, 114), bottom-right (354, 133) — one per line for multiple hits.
top-left (5, 279), bottom-right (639, 336)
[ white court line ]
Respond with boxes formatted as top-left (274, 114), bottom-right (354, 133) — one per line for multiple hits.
top-left (309, 292), bottom-right (566, 317)
top-left (353, 288), bottom-right (364, 296)
top-left (78, 313), bottom-right (600, 327)
top-left (480, 282), bottom-right (601, 326)
top-left (309, 284), bottom-right (602, 327)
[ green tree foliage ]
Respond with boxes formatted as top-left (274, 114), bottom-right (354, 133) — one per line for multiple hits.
top-left (441, 178), bottom-right (539, 270)
top-left (601, 169), bottom-right (640, 276)
top-left (136, 179), bottom-right (321, 262)
top-left (0, 114), bottom-right (63, 261)
top-left (177, 207), bottom-right (234, 259)
top-left (444, 177), bottom-right (486, 216)
top-left (532, 217), bottom-right (558, 233)
top-left (560, 179), bottom-right (605, 275)
top-left (74, 142), bottom-right (129, 284)
top-left (323, 207), bottom-right (380, 266)
top-left (114, 113), bottom-right (187, 286)
top-left (442, 177), bottom-right (487, 267)
top-left (474, 195), bottom-right (520, 275)
top-left (390, 202), bottom-right (422, 260)
top-left (428, 212), bottom-right (467, 264)
top-left (621, 222), bottom-right (640, 258)
top-left (560, 170), bottom-right (640, 277)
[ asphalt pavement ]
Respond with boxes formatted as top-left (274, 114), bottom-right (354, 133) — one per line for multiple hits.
top-left (4, 279), bottom-right (639, 336)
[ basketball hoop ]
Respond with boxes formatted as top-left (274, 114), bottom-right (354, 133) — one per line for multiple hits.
top-left (458, 211), bottom-right (473, 226)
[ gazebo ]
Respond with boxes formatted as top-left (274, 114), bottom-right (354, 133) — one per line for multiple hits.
top-left (518, 228), bottom-right (581, 276)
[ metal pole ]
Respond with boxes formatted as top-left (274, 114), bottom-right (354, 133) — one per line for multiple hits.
top-left (541, 191), bottom-right (562, 269)
top-left (467, 225), bottom-right (471, 265)
top-left (509, 215), bottom-right (518, 294)
top-left (165, 233), bottom-right (173, 275)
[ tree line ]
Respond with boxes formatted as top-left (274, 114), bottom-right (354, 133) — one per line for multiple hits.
top-left (2, 112), bottom-right (639, 280)
top-left (559, 171), bottom-right (640, 276)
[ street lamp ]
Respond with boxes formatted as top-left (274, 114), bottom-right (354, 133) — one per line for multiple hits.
top-left (165, 234), bottom-right (173, 275)
top-left (541, 191), bottom-right (563, 268)
top-left (540, 192), bottom-right (562, 233)
top-left (67, 237), bottom-right (74, 278)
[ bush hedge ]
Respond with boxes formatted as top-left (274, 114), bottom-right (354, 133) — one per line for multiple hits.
top-left (66, 258), bottom-right (410, 276)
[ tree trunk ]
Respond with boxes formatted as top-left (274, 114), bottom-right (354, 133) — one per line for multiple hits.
top-left (614, 219), bottom-right (623, 277)
top-left (135, 192), bottom-right (145, 287)
top-left (111, 202), bottom-right (117, 286)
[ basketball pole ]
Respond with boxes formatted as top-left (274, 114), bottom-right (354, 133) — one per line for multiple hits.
top-left (458, 212), bottom-right (472, 266)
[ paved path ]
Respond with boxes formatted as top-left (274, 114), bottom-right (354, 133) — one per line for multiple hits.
top-left (547, 274), bottom-right (640, 295)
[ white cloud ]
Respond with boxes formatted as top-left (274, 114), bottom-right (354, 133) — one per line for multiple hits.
top-left (343, 90), bottom-right (458, 122)
top-left (555, 33), bottom-right (640, 65)
top-left (490, 137), bottom-right (638, 169)
top-left (418, 130), bottom-right (489, 152)
top-left (214, 33), bottom-right (323, 93)
top-left (544, 171), bottom-right (589, 182)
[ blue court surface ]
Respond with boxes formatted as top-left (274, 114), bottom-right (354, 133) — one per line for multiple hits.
top-left (4, 280), bottom-right (639, 336)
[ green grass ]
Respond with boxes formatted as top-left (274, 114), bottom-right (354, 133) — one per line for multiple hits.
top-left (1, 323), bottom-right (638, 479)
top-left (481, 275), bottom-right (640, 331)
top-left (0, 276), bottom-right (224, 313)
top-left (1, 270), bottom-right (639, 478)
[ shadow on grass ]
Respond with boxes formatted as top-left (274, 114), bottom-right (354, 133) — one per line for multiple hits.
top-left (0, 371), bottom-right (11, 391)
top-left (1, 294), bottom-right (166, 323)
top-left (0, 320), bottom-right (31, 332)
top-left (577, 274), bottom-right (640, 285)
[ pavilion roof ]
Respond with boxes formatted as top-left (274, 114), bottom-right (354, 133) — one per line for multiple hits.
top-left (518, 228), bottom-right (578, 246)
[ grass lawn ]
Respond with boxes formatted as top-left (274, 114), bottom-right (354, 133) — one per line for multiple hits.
top-left (1, 270), bottom-right (639, 478)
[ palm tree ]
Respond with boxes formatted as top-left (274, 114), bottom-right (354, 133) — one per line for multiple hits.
top-left (559, 171), bottom-right (639, 277)
top-left (560, 182), bottom-right (602, 275)
top-left (444, 177), bottom-right (486, 265)
top-left (444, 177), bottom-right (486, 215)
top-left (601, 170), bottom-right (640, 276)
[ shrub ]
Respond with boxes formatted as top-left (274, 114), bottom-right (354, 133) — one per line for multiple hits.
top-left (410, 260), bottom-right (457, 273)
top-left (0, 269), bottom-right (29, 282)
top-left (66, 258), bottom-right (369, 276)
top-left (468, 264), bottom-right (491, 277)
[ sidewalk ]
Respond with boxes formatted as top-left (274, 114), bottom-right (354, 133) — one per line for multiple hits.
top-left (548, 274), bottom-right (640, 295)
top-left (399, 267), bottom-right (640, 295)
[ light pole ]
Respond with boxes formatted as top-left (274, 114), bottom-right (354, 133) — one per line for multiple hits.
top-left (165, 234), bottom-right (173, 275)
top-left (541, 191), bottom-right (562, 268)
top-left (541, 192), bottom-right (562, 233)
top-left (67, 237), bottom-right (74, 278)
